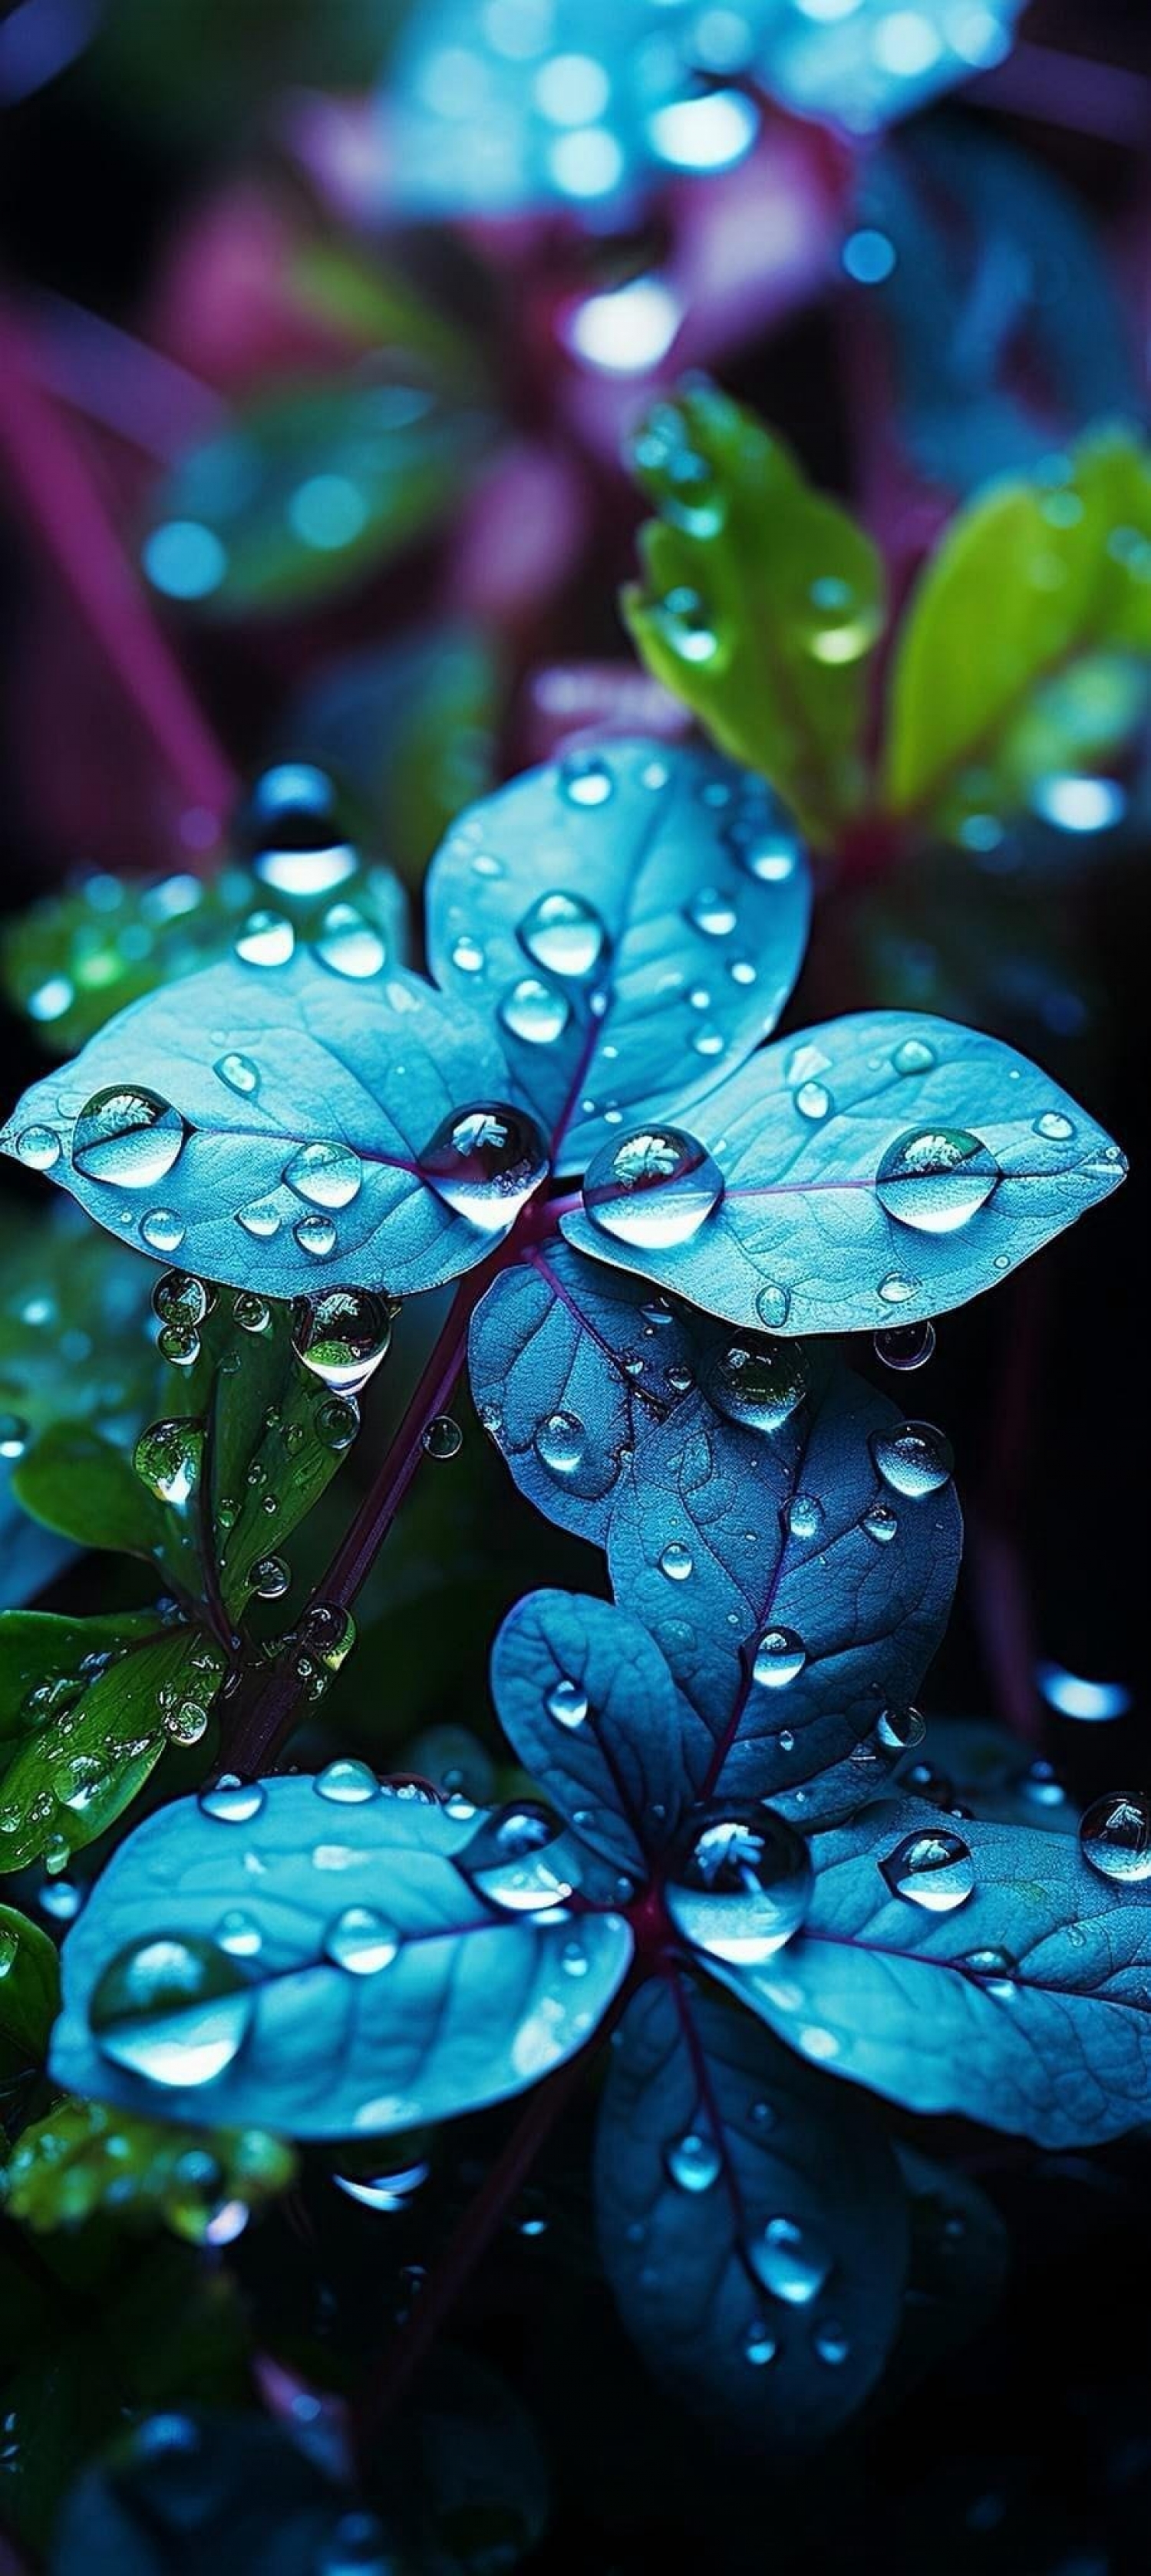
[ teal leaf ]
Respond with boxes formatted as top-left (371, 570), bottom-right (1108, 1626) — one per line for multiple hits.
top-left (2, 954), bottom-right (523, 1301)
top-left (0, 1611), bottom-right (227, 1872)
top-left (51, 1778), bottom-right (632, 2137)
top-left (562, 1010), bottom-right (1127, 1333)
top-left (425, 737), bottom-right (810, 1169)
top-left (595, 1975), bottom-right (908, 2448)
top-left (468, 1239), bottom-right (697, 1545)
top-left (731, 1798), bottom-right (1151, 2146)
top-left (491, 1589), bottom-right (693, 1878)
top-left (605, 1367), bottom-right (961, 1822)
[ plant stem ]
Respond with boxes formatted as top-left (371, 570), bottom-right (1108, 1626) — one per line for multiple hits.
top-left (0, 295), bottom-right (237, 841)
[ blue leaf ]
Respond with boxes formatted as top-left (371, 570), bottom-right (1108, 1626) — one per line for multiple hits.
top-left (425, 738), bottom-right (810, 1170)
top-left (2, 955), bottom-right (534, 1301)
top-left (562, 1010), bottom-right (1126, 1332)
top-left (595, 1973), bottom-right (908, 2446)
top-left (468, 1239), bottom-right (697, 1545)
top-left (491, 1589), bottom-right (694, 1879)
top-left (728, 1797), bottom-right (1151, 2146)
top-left (605, 1367), bottom-right (961, 1822)
top-left (50, 1776), bottom-right (632, 2138)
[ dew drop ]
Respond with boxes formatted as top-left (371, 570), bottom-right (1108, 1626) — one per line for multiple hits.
top-left (667, 1804), bottom-right (812, 1965)
top-left (700, 1334), bottom-right (809, 1435)
top-left (547, 1678), bottom-right (589, 1729)
top-left (72, 1087), bottom-right (188, 1191)
top-left (0, 1415), bottom-right (29, 1461)
top-left (233, 1291), bottom-right (270, 1334)
top-left (862, 1502), bottom-right (899, 1545)
top-left (686, 886), bottom-right (737, 938)
top-left (874, 1705), bottom-right (925, 1753)
top-left (250, 1555), bottom-right (289, 1601)
top-left (583, 1124), bottom-right (722, 1250)
top-left (165, 1698), bottom-right (209, 1746)
top-left (1035, 1110), bottom-right (1074, 1142)
top-left (559, 750), bottom-right (615, 807)
top-left (90, 1935), bottom-right (252, 2087)
top-left (419, 1103), bottom-right (547, 1232)
top-left (460, 1803), bottom-right (575, 1912)
top-left (134, 1417), bottom-right (203, 1508)
top-left (814, 2321), bottom-right (850, 2366)
top-left (16, 1124), bottom-right (61, 1169)
top-left (664, 2128), bottom-right (721, 2194)
top-left (878, 1272), bottom-right (918, 1304)
top-left (315, 1394), bottom-right (360, 1453)
top-left (214, 1052), bottom-right (260, 1097)
top-left (240, 763), bottom-right (360, 902)
top-left (880, 1829), bottom-right (975, 1912)
top-left (876, 1128), bottom-right (999, 1233)
top-left (1078, 1790), bottom-right (1151, 1883)
top-left (314, 1758), bottom-right (378, 1805)
top-left (533, 1410), bottom-right (585, 1476)
top-left (215, 1908), bottom-right (262, 1959)
top-left (755, 1283), bottom-right (792, 1330)
top-left (422, 1413), bottom-right (462, 1460)
top-left (752, 1628), bottom-right (806, 1690)
top-left (744, 2319), bottom-right (779, 2367)
top-left (787, 1492), bottom-right (823, 1541)
top-left (659, 1541), bottom-right (694, 1582)
top-left (499, 976), bottom-right (571, 1047)
top-left (871, 1420), bottom-right (953, 1499)
top-left (198, 1775), bottom-right (265, 1824)
top-left (236, 1195), bottom-right (282, 1240)
top-left (292, 1288), bottom-right (393, 1394)
top-left (235, 911), bottom-right (295, 968)
top-left (517, 888), bottom-right (608, 981)
top-left (315, 904), bottom-right (388, 980)
top-left (749, 2214), bottom-right (830, 2307)
top-left (874, 1321), bottom-right (935, 1371)
top-left (325, 1906), bottom-right (400, 1974)
top-left (157, 1322), bottom-right (200, 1368)
top-left (283, 1141), bottom-right (363, 1210)
top-left (892, 1036), bottom-right (937, 1075)
top-left (795, 1080), bottom-right (832, 1122)
top-left (961, 1946), bottom-right (1018, 1995)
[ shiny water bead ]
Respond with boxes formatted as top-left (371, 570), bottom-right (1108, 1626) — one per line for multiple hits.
top-left (880, 1829), bottom-right (975, 1912)
top-left (1035, 1110), bottom-right (1074, 1141)
top-left (294, 1212), bottom-right (338, 1259)
top-left (755, 1283), bottom-right (791, 1329)
top-left (233, 1291), bottom-right (270, 1334)
top-left (686, 886), bottom-right (737, 938)
top-left (863, 1501), bottom-right (899, 1545)
top-left (559, 749), bottom-right (615, 807)
top-left (315, 902), bottom-right (388, 981)
top-left (214, 1051), bottom-right (260, 1097)
top-left (961, 1947), bottom-right (1018, 1996)
top-left (153, 1269), bottom-right (211, 1329)
top-left (140, 1209), bottom-right (187, 1255)
top-left (874, 1705), bottom-right (926, 1754)
top-left (72, 1086), bottom-right (187, 1190)
top-left (876, 1127), bottom-right (999, 1233)
top-left (315, 1758), bottom-right (378, 1804)
top-left (749, 2214), bottom-right (830, 2307)
top-left (752, 1628), bottom-right (807, 1690)
top-left (460, 1803), bottom-right (576, 1912)
top-left (325, 1906), bottom-right (401, 1974)
top-left (235, 909), bottom-right (295, 968)
top-left (236, 1195), bottom-right (282, 1239)
top-left (582, 1124), bottom-right (722, 1250)
top-left (795, 1080), bottom-right (833, 1123)
top-left (877, 1272), bottom-right (918, 1305)
top-left (292, 1288), bottom-right (393, 1394)
top-left (134, 1417), bottom-right (203, 1508)
top-left (667, 1804), bottom-right (813, 1965)
top-left (499, 975), bottom-right (571, 1047)
top-left (164, 1698), bottom-right (209, 1746)
top-left (157, 1322), bottom-right (200, 1369)
top-left (1079, 1791), bottom-right (1151, 1884)
top-left (700, 1333), bottom-right (810, 1436)
top-left (315, 1394), bottom-right (360, 1452)
top-left (655, 583), bottom-right (719, 664)
top-left (546, 1677), bottom-right (589, 1729)
top-left (517, 889), bottom-right (607, 978)
top-left (250, 1554), bottom-right (289, 1601)
top-left (334, 2159), bottom-right (430, 2214)
top-left (744, 2320), bottom-right (779, 2367)
top-left (198, 1774), bottom-right (265, 1824)
top-left (874, 1321), bottom-right (936, 1371)
top-left (533, 1410), bottom-right (586, 1476)
top-left (871, 1420), bottom-right (954, 1499)
top-left (892, 1035), bottom-right (937, 1075)
top-left (15, 1123), bottom-right (61, 1169)
top-left (787, 1492), bottom-right (823, 1542)
top-left (664, 2127), bottom-right (722, 2194)
top-left (0, 1415), bottom-right (29, 1461)
top-left (90, 1934), bottom-right (253, 2087)
top-left (283, 1141), bottom-right (363, 1209)
top-left (422, 1413), bottom-right (463, 1460)
top-left (238, 761), bottom-right (359, 902)
top-left (419, 1103), bottom-right (547, 1231)
top-left (659, 1541), bottom-right (694, 1582)
top-left (814, 2322), bottom-right (851, 2367)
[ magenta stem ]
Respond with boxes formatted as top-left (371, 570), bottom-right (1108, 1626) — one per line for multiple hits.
top-left (0, 295), bottom-right (237, 838)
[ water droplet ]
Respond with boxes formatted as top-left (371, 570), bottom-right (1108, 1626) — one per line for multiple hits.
top-left (665, 2128), bottom-right (721, 2194)
top-left (239, 763), bottom-right (360, 902)
top-left (300, 1604), bottom-right (355, 1674)
top-left (317, 901), bottom-right (388, 981)
top-left (214, 1052), bottom-right (259, 1096)
top-left (752, 1629), bottom-right (806, 1690)
top-left (876, 1128), bottom-right (999, 1234)
top-left (236, 1195), bottom-right (282, 1239)
top-left (961, 1946), bottom-right (1018, 1995)
top-left (450, 933), bottom-right (486, 975)
top-left (134, 1417), bottom-right (203, 1508)
top-left (517, 889), bottom-right (607, 981)
top-left (559, 750), bottom-right (615, 807)
top-left (499, 976), bottom-right (571, 1047)
top-left (878, 1270), bottom-right (918, 1305)
top-left (700, 1334), bottom-right (809, 1435)
top-left (325, 1906), bottom-right (400, 1974)
top-left (0, 1415), bottom-right (29, 1462)
top-left (165, 1698), bottom-right (209, 1746)
top-left (874, 1705), bottom-right (925, 1753)
top-left (744, 2318), bottom-right (778, 2367)
top-left (16, 1124), bottom-right (61, 1169)
top-left (157, 1321), bottom-right (200, 1368)
top-left (787, 1492), bottom-right (823, 1541)
top-left (1079, 1791), bottom-right (1151, 1883)
top-left (460, 1803), bottom-right (575, 1912)
top-left (292, 1288), bottom-right (393, 1394)
top-left (153, 1269), bottom-right (209, 1328)
top-left (659, 1541), bottom-right (694, 1582)
top-left (140, 1209), bottom-right (187, 1255)
top-left (235, 911), bottom-right (295, 968)
top-left (420, 1103), bottom-right (547, 1232)
top-left (232, 1291), bottom-right (270, 1335)
top-left (422, 1414), bottom-right (462, 1461)
top-left (874, 1321), bottom-right (936, 1371)
top-left (881, 1829), bottom-right (975, 1912)
top-left (90, 1935), bottom-right (252, 2086)
top-left (534, 1410), bottom-right (585, 1476)
top-left (686, 886), bottom-right (737, 938)
top-left (334, 2162), bottom-right (429, 2215)
top-left (583, 1125), bottom-right (722, 1250)
top-left (871, 1420), bottom-right (953, 1499)
top-left (311, 1760), bottom-right (376, 1809)
top-left (251, 1555), bottom-right (289, 1600)
top-left (814, 2321), bottom-right (850, 2366)
top-left (655, 583), bottom-right (719, 664)
top-left (294, 1214), bottom-right (338, 1259)
top-left (795, 1080), bottom-right (832, 1122)
top-left (547, 1678), bottom-right (589, 1728)
top-left (1035, 1110), bottom-right (1074, 1142)
top-left (316, 1394), bottom-right (360, 1452)
top-left (749, 2214), bottom-right (829, 2307)
top-left (283, 1141), bottom-right (362, 1210)
top-left (198, 1775), bottom-right (265, 1824)
top-left (667, 1805), bottom-right (812, 1964)
top-left (863, 1502), bottom-right (899, 1545)
top-left (216, 1909), bottom-right (262, 1959)
top-left (72, 1087), bottom-right (187, 1191)
top-left (754, 1283), bottom-right (792, 1331)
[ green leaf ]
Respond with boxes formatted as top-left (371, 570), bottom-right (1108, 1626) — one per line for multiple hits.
top-left (0, 1611), bottom-right (228, 1873)
top-left (884, 427), bottom-right (1151, 827)
top-left (623, 384), bottom-right (885, 843)
top-left (141, 380), bottom-right (497, 616)
top-left (0, 1206), bottom-right (155, 1458)
top-left (3, 2096), bottom-right (293, 2238)
top-left (0, 1899), bottom-right (59, 2083)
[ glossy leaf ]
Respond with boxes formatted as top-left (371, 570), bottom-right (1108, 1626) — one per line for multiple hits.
top-left (595, 1975), bottom-right (908, 2448)
top-left (734, 1798), bottom-right (1151, 2146)
top-left (624, 386), bottom-right (884, 841)
top-left (426, 734), bottom-right (810, 1167)
top-left (491, 1590), bottom-right (693, 1878)
top-left (884, 428), bottom-right (1151, 826)
top-left (562, 1009), bottom-right (1127, 1334)
top-left (2, 954), bottom-right (516, 1301)
top-left (140, 379), bottom-right (495, 615)
top-left (4, 2096), bottom-right (293, 2238)
top-left (0, 1611), bottom-right (227, 1872)
top-left (0, 1897), bottom-right (59, 2083)
top-left (51, 1778), bottom-right (632, 2137)
top-left (468, 1239), bottom-right (696, 1545)
top-left (605, 1367), bottom-right (961, 1818)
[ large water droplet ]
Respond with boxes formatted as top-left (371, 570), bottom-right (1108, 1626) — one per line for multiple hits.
top-left (460, 1803), bottom-right (576, 1913)
top-left (235, 911), bottom-right (295, 968)
top-left (874, 1321), bottom-right (935, 1371)
top-left (559, 749), bottom-right (615, 808)
top-left (316, 904), bottom-right (388, 980)
top-left (134, 1417), bottom-right (203, 1508)
top-left (283, 1141), bottom-right (363, 1209)
top-left (198, 1774), bottom-right (265, 1824)
top-left (871, 1420), bottom-right (953, 1499)
top-left (749, 2214), bottom-right (830, 2307)
top-left (294, 1213), bottom-right (338, 1259)
top-left (518, 890), bottom-right (607, 978)
top-left (876, 1128), bottom-right (999, 1234)
top-left (153, 1269), bottom-right (210, 1328)
top-left (880, 1829), bottom-right (975, 1912)
top-left (90, 1935), bottom-right (252, 2087)
top-left (236, 1195), bottom-right (282, 1240)
top-left (752, 1628), bottom-right (807, 1690)
top-left (239, 762), bottom-right (360, 901)
top-left (546, 1677), bottom-right (588, 1729)
top-left (1079, 1791), bottom-right (1151, 1883)
top-left (583, 1125), bottom-right (722, 1250)
top-left (667, 1805), bottom-right (813, 1964)
top-left (534, 1410), bottom-right (586, 1476)
top-left (499, 976), bottom-right (571, 1047)
top-left (700, 1334), bottom-right (809, 1435)
top-left (665, 2127), bottom-right (722, 2194)
top-left (15, 1123), bottom-right (61, 1170)
top-left (659, 1541), bottom-right (694, 1582)
top-left (421, 1413), bottom-right (462, 1460)
top-left (420, 1103), bottom-right (547, 1232)
top-left (72, 1087), bottom-right (187, 1191)
top-left (325, 1906), bottom-right (400, 1974)
top-left (315, 1758), bottom-right (378, 1804)
top-left (292, 1288), bottom-right (393, 1394)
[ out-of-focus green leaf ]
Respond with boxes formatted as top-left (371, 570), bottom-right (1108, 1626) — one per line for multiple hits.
top-left (624, 383), bottom-right (885, 843)
top-left (3, 2096), bottom-right (293, 2238)
top-left (281, 623), bottom-right (502, 887)
top-left (288, 242), bottom-right (488, 401)
top-left (0, 1206), bottom-right (155, 1450)
top-left (884, 428), bottom-right (1151, 828)
top-left (84, 0), bottom-right (404, 147)
top-left (0, 1610), bottom-right (227, 1873)
top-left (141, 379), bottom-right (496, 616)
top-left (0, 1898), bottom-right (59, 2085)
